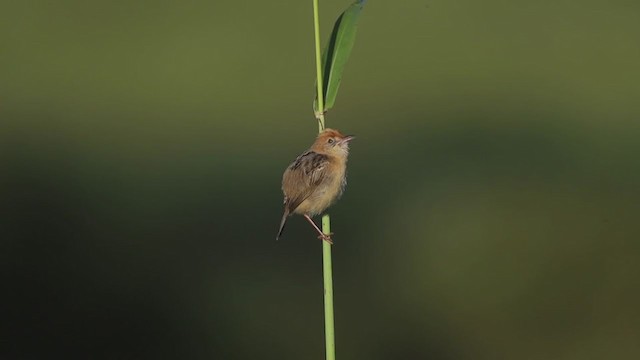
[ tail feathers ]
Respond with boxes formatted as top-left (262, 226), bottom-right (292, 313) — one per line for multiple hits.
top-left (276, 209), bottom-right (290, 240)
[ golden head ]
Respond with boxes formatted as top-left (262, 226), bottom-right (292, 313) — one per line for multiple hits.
top-left (310, 128), bottom-right (355, 157)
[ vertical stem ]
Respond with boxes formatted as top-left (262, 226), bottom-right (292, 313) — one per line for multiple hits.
top-left (321, 214), bottom-right (335, 360)
top-left (312, 1), bottom-right (335, 360)
top-left (313, 0), bottom-right (325, 131)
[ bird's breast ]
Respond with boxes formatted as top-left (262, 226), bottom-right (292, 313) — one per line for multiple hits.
top-left (294, 165), bottom-right (347, 216)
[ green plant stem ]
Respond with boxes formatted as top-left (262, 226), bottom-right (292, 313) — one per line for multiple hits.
top-left (312, 1), bottom-right (335, 360)
top-left (321, 214), bottom-right (335, 360)
top-left (313, 0), bottom-right (326, 130)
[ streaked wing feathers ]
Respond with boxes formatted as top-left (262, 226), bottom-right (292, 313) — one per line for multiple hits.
top-left (282, 151), bottom-right (330, 212)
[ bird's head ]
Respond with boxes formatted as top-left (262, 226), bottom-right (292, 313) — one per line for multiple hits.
top-left (311, 128), bottom-right (355, 157)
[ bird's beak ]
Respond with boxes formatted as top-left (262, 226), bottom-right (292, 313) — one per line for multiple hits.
top-left (340, 135), bottom-right (355, 144)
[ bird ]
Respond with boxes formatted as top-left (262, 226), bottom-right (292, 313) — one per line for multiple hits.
top-left (277, 128), bottom-right (355, 244)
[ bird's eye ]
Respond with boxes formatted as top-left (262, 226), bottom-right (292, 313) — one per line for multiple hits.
top-left (328, 138), bottom-right (335, 144)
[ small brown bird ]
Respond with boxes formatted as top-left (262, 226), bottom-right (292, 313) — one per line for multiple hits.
top-left (277, 128), bottom-right (355, 244)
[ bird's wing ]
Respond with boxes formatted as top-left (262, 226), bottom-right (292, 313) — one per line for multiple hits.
top-left (282, 151), bottom-right (330, 212)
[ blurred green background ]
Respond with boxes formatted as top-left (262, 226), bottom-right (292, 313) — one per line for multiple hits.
top-left (2, 0), bottom-right (639, 359)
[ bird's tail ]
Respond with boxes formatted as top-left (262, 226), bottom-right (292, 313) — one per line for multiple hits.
top-left (276, 208), bottom-right (290, 240)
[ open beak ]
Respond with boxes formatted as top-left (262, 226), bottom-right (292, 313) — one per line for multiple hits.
top-left (340, 135), bottom-right (355, 144)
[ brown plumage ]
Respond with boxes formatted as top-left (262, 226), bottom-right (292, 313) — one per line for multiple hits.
top-left (277, 128), bottom-right (355, 244)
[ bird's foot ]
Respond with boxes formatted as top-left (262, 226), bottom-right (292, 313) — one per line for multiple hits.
top-left (318, 232), bottom-right (334, 244)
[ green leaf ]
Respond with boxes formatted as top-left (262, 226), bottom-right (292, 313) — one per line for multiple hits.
top-left (314, 0), bottom-right (366, 114)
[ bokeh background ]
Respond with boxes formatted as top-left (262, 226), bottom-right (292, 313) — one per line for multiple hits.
top-left (2, 0), bottom-right (639, 359)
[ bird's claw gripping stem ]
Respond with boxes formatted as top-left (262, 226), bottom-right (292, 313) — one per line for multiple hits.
top-left (318, 232), bottom-right (334, 244)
